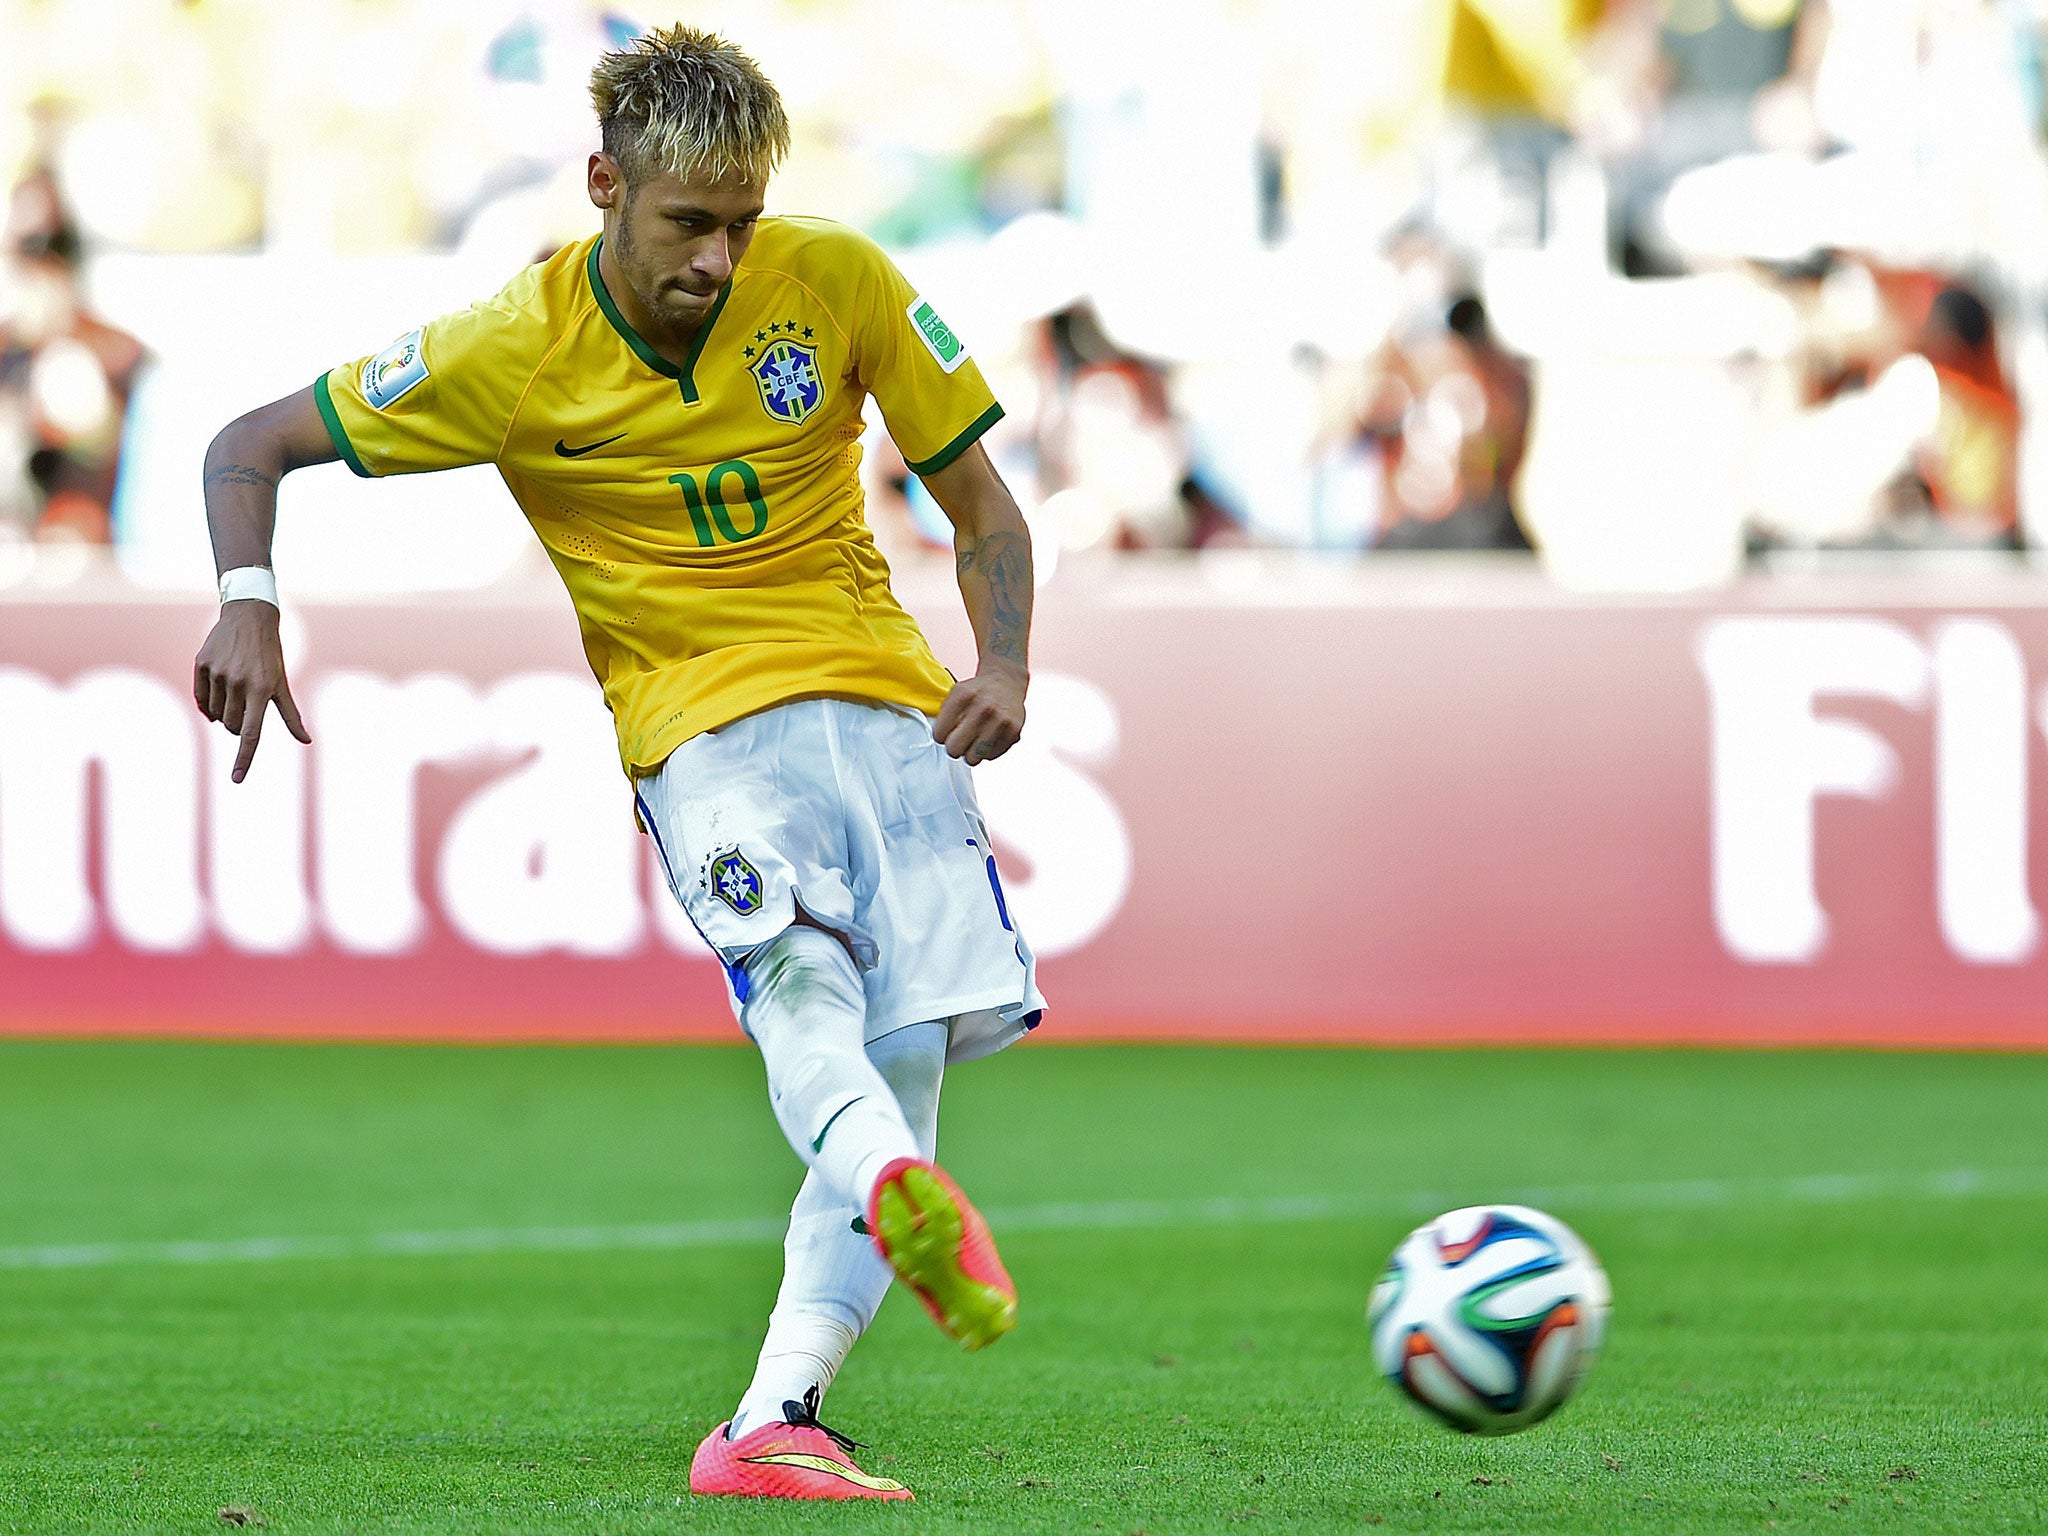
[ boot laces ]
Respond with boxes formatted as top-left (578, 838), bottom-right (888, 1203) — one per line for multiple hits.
top-left (781, 1385), bottom-right (863, 1455)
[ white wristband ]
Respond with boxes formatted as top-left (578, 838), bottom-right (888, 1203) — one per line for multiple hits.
top-left (218, 566), bottom-right (279, 608)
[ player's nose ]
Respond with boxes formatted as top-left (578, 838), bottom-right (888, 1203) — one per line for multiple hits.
top-left (693, 233), bottom-right (734, 283)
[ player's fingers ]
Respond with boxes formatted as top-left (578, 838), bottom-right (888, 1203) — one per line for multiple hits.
top-left (206, 672), bottom-right (228, 724)
top-left (962, 707), bottom-right (1009, 764)
top-left (232, 700), bottom-right (266, 783)
top-left (936, 698), bottom-right (972, 754)
top-left (984, 713), bottom-right (1025, 761)
top-left (222, 680), bottom-right (247, 735)
top-left (193, 662), bottom-right (213, 717)
top-left (933, 687), bottom-right (971, 743)
top-left (941, 700), bottom-right (992, 759)
top-left (275, 677), bottom-right (312, 744)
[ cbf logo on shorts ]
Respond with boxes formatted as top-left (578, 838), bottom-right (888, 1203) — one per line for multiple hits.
top-left (707, 848), bottom-right (766, 916)
top-left (363, 328), bottom-right (428, 408)
top-left (906, 296), bottom-right (969, 374)
top-left (750, 337), bottom-right (823, 425)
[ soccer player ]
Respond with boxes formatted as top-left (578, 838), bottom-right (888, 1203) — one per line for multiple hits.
top-left (191, 26), bottom-right (1041, 1503)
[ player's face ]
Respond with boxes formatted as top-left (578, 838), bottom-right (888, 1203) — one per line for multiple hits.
top-left (594, 156), bottom-right (764, 334)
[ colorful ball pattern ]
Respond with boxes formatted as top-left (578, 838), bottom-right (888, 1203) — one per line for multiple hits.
top-left (1369, 1205), bottom-right (1611, 1435)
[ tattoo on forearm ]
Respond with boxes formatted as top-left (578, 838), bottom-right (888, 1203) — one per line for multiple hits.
top-left (959, 530), bottom-right (1032, 665)
top-left (204, 463), bottom-right (279, 493)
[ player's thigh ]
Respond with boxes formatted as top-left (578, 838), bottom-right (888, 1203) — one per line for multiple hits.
top-left (636, 702), bottom-right (857, 953)
top-left (837, 704), bottom-right (1036, 1035)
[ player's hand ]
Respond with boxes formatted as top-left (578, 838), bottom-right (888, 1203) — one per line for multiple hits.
top-left (193, 601), bottom-right (311, 783)
top-left (935, 661), bottom-right (1026, 765)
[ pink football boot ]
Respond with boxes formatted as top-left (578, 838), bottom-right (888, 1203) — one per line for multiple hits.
top-left (688, 1387), bottom-right (911, 1501)
top-left (867, 1156), bottom-right (1018, 1350)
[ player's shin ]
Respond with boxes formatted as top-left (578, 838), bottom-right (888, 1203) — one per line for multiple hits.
top-left (727, 1022), bottom-right (948, 1438)
top-left (729, 1173), bottom-right (890, 1438)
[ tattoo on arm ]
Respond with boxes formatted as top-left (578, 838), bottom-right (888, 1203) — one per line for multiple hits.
top-left (958, 529), bottom-right (1032, 666)
top-left (204, 463), bottom-right (280, 493)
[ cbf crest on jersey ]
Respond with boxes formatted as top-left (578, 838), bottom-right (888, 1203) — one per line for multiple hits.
top-left (708, 847), bottom-right (765, 916)
top-left (750, 336), bottom-right (823, 425)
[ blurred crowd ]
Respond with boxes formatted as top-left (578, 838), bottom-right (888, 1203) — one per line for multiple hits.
top-left (2, 164), bottom-right (143, 546)
top-left (4, 0), bottom-right (2046, 574)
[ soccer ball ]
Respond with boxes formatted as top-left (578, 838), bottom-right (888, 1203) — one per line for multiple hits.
top-left (1369, 1204), bottom-right (1610, 1435)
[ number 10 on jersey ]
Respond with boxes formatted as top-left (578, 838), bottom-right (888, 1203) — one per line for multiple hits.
top-left (669, 461), bottom-right (770, 547)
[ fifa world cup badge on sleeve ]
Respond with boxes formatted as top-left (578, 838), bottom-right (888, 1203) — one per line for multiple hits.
top-left (707, 848), bottom-right (766, 916)
top-left (906, 297), bottom-right (969, 374)
top-left (363, 328), bottom-right (428, 408)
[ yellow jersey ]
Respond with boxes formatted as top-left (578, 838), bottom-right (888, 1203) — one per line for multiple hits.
top-left (314, 218), bottom-right (1002, 776)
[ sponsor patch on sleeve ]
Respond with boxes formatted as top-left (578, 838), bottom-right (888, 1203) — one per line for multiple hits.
top-left (362, 328), bottom-right (428, 409)
top-left (906, 296), bottom-right (969, 374)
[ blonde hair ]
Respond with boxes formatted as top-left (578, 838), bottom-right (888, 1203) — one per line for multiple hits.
top-left (589, 25), bottom-right (789, 189)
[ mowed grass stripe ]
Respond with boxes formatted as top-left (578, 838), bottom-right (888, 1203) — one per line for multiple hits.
top-left (5, 1163), bottom-right (2044, 1272)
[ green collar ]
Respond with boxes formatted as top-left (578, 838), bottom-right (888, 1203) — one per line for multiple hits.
top-left (586, 236), bottom-right (730, 404)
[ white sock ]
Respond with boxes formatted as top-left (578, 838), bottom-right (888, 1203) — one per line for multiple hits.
top-left (729, 1020), bottom-right (948, 1438)
top-left (743, 925), bottom-right (918, 1210)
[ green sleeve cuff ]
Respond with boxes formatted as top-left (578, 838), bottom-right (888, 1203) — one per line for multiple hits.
top-left (906, 401), bottom-right (1004, 477)
top-left (314, 371), bottom-right (372, 478)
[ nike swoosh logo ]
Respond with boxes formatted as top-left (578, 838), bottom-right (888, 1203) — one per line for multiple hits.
top-left (553, 433), bottom-right (626, 458)
top-left (812, 1097), bottom-right (862, 1154)
top-left (741, 1452), bottom-right (907, 1492)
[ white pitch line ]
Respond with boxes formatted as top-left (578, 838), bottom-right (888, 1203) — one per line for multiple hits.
top-left (1, 1166), bottom-right (2043, 1274)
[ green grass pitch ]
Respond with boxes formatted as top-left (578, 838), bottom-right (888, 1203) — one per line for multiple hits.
top-left (1, 1041), bottom-right (2044, 1534)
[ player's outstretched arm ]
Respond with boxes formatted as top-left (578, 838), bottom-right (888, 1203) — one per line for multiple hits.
top-left (193, 386), bottom-right (339, 782)
top-left (925, 442), bottom-right (1032, 765)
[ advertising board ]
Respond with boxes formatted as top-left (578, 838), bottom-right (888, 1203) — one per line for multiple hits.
top-left (4, 565), bottom-right (2045, 1046)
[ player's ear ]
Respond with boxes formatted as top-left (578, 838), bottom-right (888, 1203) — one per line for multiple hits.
top-left (588, 153), bottom-right (623, 212)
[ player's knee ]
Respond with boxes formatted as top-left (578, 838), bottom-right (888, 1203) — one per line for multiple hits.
top-left (743, 932), bottom-right (856, 1054)
top-left (747, 926), bottom-right (859, 1016)
top-left (750, 939), bottom-right (828, 1012)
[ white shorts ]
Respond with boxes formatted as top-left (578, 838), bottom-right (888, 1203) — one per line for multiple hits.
top-left (635, 697), bottom-right (1045, 1064)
